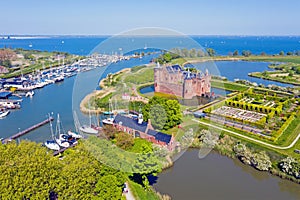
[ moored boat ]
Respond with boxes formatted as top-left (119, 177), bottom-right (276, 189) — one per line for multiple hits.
top-left (102, 117), bottom-right (114, 125)
top-left (67, 130), bottom-right (83, 139)
top-left (44, 140), bottom-right (60, 151)
top-left (0, 110), bottom-right (10, 118)
top-left (79, 125), bottom-right (98, 134)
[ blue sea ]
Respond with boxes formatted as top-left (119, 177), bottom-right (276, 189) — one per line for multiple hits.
top-left (1, 36), bottom-right (300, 56)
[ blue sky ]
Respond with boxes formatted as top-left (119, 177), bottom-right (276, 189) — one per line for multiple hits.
top-left (1, 0), bottom-right (300, 35)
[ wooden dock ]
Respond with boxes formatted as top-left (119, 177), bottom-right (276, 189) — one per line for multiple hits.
top-left (2, 117), bottom-right (54, 144)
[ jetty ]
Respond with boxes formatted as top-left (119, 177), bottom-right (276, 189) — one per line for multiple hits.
top-left (2, 117), bottom-right (54, 144)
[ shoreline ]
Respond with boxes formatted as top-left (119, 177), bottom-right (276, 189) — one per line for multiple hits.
top-left (182, 57), bottom-right (241, 66)
top-left (248, 73), bottom-right (300, 86)
top-left (80, 68), bottom-right (130, 114)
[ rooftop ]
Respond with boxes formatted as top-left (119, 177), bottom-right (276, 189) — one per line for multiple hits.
top-left (113, 114), bottom-right (172, 144)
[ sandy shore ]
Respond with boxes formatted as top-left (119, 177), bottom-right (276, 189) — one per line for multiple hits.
top-left (80, 68), bottom-right (130, 114)
top-left (182, 57), bottom-right (241, 66)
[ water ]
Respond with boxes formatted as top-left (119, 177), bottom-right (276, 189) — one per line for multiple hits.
top-left (190, 61), bottom-right (293, 87)
top-left (153, 149), bottom-right (300, 200)
top-left (1, 36), bottom-right (300, 56)
top-left (0, 54), bottom-right (157, 141)
top-left (140, 85), bottom-right (231, 96)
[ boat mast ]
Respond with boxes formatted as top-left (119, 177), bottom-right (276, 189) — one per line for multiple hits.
top-left (56, 113), bottom-right (61, 136)
top-left (49, 113), bottom-right (54, 140)
top-left (89, 100), bottom-right (92, 127)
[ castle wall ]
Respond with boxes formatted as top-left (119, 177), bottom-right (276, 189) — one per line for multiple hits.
top-left (157, 83), bottom-right (183, 97)
top-left (154, 65), bottom-right (211, 99)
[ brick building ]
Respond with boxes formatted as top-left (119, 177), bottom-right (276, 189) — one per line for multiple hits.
top-left (154, 63), bottom-right (211, 99)
top-left (113, 114), bottom-right (175, 150)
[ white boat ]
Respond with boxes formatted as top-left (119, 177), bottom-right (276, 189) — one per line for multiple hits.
top-left (44, 113), bottom-right (60, 151)
top-left (25, 91), bottom-right (34, 97)
top-left (44, 140), bottom-right (60, 151)
top-left (0, 110), bottom-right (10, 118)
top-left (0, 101), bottom-right (16, 109)
top-left (54, 75), bottom-right (64, 83)
top-left (67, 130), bottom-right (83, 139)
top-left (79, 101), bottom-right (99, 134)
top-left (102, 117), bottom-right (114, 125)
top-left (79, 125), bottom-right (98, 134)
top-left (55, 114), bottom-right (71, 148)
top-left (102, 98), bottom-right (114, 125)
top-left (55, 137), bottom-right (70, 148)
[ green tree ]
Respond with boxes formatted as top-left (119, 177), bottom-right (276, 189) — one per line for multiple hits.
top-left (149, 104), bottom-right (167, 130)
top-left (142, 96), bottom-right (182, 130)
top-left (115, 132), bottom-right (134, 150)
top-left (163, 53), bottom-right (172, 63)
top-left (57, 145), bottom-right (102, 199)
top-left (164, 99), bottom-right (182, 129)
top-left (233, 50), bottom-right (239, 56)
top-left (242, 50), bottom-right (252, 57)
top-left (94, 175), bottom-right (123, 200)
top-left (1, 60), bottom-right (11, 67)
top-left (279, 51), bottom-right (285, 56)
top-left (0, 141), bottom-right (61, 199)
top-left (206, 48), bottom-right (216, 57)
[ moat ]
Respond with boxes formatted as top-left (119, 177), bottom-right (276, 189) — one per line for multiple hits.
top-left (154, 149), bottom-right (300, 200)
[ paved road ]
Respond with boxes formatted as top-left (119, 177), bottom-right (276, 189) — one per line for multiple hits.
top-left (125, 182), bottom-right (135, 200)
top-left (192, 119), bottom-right (300, 150)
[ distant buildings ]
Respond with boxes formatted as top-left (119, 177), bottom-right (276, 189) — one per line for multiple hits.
top-left (0, 66), bottom-right (8, 74)
top-left (154, 63), bottom-right (211, 99)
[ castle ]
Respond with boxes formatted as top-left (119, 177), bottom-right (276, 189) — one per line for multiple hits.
top-left (154, 63), bottom-right (211, 99)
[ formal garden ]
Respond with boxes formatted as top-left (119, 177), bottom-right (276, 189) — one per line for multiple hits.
top-left (204, 88), bottom-right (300, 142)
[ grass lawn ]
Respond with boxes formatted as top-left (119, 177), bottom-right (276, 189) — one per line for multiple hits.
top-left (243, 55), bottom-right (300, 64)
top-left (275, 116), bottom-right (300, 146)
top-left (211, 79), bottom-right (249, 92)
top-left (128, 180), bottom-right (160, 200)
top-left (123, 67), bottom-right (154, 84)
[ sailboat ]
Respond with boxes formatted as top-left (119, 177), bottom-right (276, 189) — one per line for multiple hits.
top-left (79, 101), bottom-right (98, 134)
top-left (67, 129), bottom-right (83, 139)
top-left (55, 114), bottom-right (74, 148)
top-left (0, 109), bottom-right (9, 118)
top-left (102, 98), bottom-right (114, 125)
top-left (44, 114), bottom-right (60, 151)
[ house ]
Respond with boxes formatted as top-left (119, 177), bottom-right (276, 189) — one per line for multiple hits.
top-left (113, 114), bottom-right (175, 150)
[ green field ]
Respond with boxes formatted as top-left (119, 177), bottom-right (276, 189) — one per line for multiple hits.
top-left (243, 55), bottom-right (300, 64)
top-left (124, 67), bottom-right (154, 84)
top-left (211, 79), bottom-right (249, 92)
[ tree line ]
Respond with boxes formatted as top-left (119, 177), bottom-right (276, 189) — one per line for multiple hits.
top-left (0, 138), bottom-right (162, 199)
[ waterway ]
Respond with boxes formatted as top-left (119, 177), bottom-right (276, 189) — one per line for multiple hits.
top-left (0, 55), bottom-right (157, 141)
top-left (153, 149), bottom-right (300, 200)
top-left (186, 61), bottom-right (293, 87)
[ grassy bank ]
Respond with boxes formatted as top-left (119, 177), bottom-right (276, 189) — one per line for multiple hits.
top-left (211, 79), bottom-right (249, 92)
top-left (128, 181), bottom-right (161, 200)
